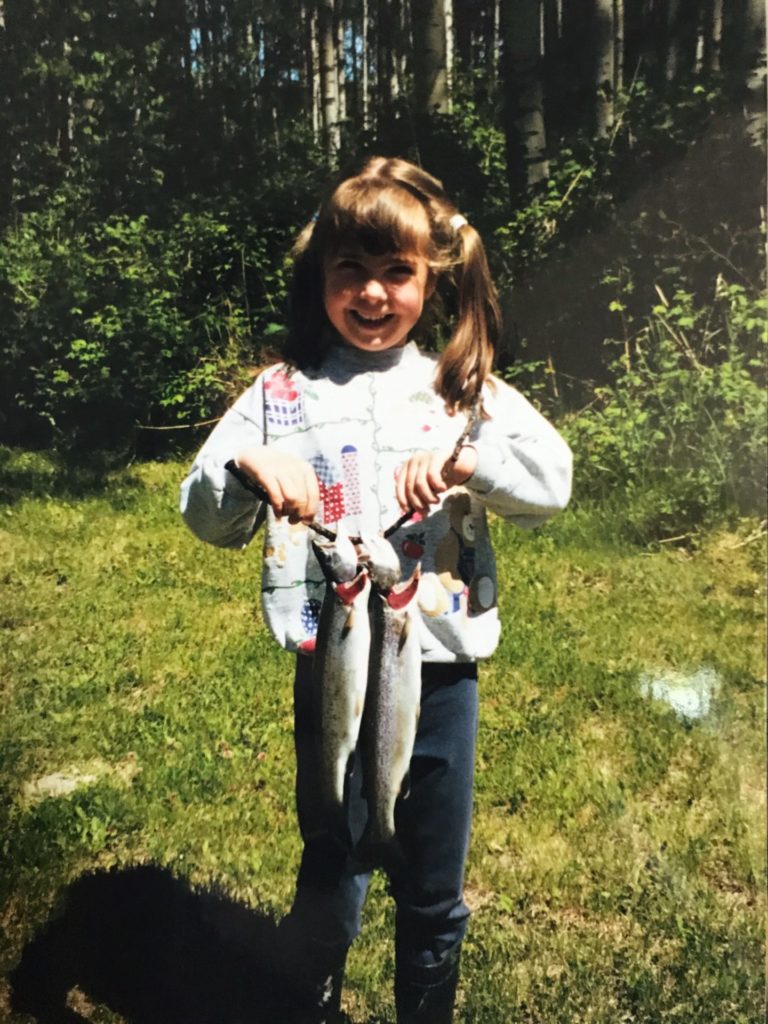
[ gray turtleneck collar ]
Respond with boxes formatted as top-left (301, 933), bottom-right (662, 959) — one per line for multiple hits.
top-left (319, 339), bottom-right (423, 382)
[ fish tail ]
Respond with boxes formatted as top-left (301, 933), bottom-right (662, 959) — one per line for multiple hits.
top-left (354, 825), bottom-right (407, 877)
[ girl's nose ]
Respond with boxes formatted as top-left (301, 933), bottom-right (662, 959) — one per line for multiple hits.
top-left (359, 276), bottom-right (387, 302)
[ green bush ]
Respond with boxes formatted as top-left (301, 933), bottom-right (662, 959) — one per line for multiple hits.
top-left (557, 278), bottom-right (767, 539)
top-left (0, 189), bottom-right (291, 450)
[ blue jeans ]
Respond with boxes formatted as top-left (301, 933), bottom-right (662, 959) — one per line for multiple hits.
top-left (287, 656), bottom-right (479, 973)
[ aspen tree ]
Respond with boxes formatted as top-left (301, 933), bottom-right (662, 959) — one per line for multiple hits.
top-left (501, 0), bottom-right (549, 193)
top-left (361, 0), bottom-right (370, 129)
top-left (318, 0), bottom-right (340, 158)
top-left (703, 0), bottom-right (724, 73)
top-left (336, 2), bottom-right (347, 126)
top-left (614, 0), bottom-right (624, 95)
top-left (445, 0), bottom-right (453, 111)
top-left (375, 0), bottom-right (397, 127)
top-left (303, 2), bottom-right (321, 137)
top-left (594, 0), bottom-right (615, 138)
top-left (412, 0), bottom-right (449, 115)
top-left (744, 0), bottom-right (766, 146)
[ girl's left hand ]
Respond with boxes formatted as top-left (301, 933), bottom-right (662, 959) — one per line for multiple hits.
top-left (396, 446), bottom-right (478, 513)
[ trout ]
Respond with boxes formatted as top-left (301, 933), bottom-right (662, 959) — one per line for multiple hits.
top-left (311, 529), bottom-right (371, 832)
top-left (358, 534), bottom-right (422, 867)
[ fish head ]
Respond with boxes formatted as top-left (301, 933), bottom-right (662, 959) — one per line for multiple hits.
top-left (359, 532), bottom-right (402, 592)
top-left (312, 526), bottom-right (360, 584)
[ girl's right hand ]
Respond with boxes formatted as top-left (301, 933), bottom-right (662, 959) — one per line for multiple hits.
top-left (235, 446), bottom-right (320, 524)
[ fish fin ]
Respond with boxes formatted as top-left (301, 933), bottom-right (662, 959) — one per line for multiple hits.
top-left (341, 604), bottom-right (355, 638)
top-left (399, 771), bottom-right (411, 801)
top-left (354, 828), bottom-right (407, 877)
top-left (396, 615), bottom-right (410, 654)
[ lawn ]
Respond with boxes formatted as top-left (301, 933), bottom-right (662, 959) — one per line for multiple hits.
top-left (0, 449), bottom-right (764, 1023)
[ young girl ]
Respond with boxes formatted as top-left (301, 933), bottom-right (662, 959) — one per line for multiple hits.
top-left (180, 157), bottom-right (572, 1023)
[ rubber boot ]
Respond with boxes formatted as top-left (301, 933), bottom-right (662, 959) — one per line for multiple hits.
top-left (394, 947), bottom-right (460, 1024)
top-left (273, 920), bottom-right (347, 1024)
top-left (285, 961), bottom-right (345, 1024)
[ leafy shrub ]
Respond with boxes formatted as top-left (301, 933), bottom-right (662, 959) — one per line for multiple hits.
top-left (0, 188), bottom-right (292, 450)
top-left (494, 149), bottom-right (599, 280)
top-left (555, 278), bottom-right (766, 540)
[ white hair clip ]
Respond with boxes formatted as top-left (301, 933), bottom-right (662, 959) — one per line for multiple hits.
top-left (449, 214), bottom-right (468, 231)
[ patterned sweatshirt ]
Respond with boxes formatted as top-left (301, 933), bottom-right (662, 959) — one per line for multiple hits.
top-left (180, 341), bottom-right (572, 662)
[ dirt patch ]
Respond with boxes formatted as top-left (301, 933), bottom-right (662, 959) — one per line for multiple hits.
top-left (21, 754), bottom-right (140, 803)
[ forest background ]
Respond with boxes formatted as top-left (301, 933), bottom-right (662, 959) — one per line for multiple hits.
top-left (0, 2), bottom-right (766, 1023)
top-left (0, 0), bottom-right (765, 537)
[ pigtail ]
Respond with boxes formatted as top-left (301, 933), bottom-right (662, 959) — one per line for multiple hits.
top-left (434, 222), bottom-right (501, 412)
top-left (282, 219), bottom-right (333, 371)
top-left (358, 160), bottom-right (502, 410)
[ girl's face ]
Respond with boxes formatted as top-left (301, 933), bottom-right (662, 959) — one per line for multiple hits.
top-left (323, 248), bottom-right (433, 354)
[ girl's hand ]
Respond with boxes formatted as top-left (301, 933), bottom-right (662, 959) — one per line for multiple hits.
top-left (396, 446), bottom-right (477, 513)
top-left (235, 446), bottom-right (320, 524)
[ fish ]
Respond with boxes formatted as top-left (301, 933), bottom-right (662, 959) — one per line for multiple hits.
top-left (311, 528), bottom-right (371, 837)
top-left (357, 533), bottom-right (422, 869)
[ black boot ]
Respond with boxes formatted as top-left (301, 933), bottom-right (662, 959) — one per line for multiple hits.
top-left (273, 918), bottom-right (347, 1024)
top-left (285, 960), bottom-right (345, 1024)
top-left (394, 947), bottom-right (460, 1024)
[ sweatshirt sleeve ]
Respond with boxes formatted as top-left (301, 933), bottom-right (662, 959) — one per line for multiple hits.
top-left (179, 377), bottom-right (267, 549)
top-left (465, 376), bottom-right (573, 529)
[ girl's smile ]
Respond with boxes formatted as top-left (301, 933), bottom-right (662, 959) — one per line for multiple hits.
top-left (323, 249), bottom-right (433, 353)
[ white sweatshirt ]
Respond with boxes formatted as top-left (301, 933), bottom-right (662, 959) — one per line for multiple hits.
top-left (180, 341), bottom-right (572, 662)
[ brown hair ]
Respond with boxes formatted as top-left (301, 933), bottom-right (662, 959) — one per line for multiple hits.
top-left (283, 157), bottom-right (501, 411)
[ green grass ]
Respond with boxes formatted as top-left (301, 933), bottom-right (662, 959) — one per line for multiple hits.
top-left (0, 449), bottom-right (764, 1023)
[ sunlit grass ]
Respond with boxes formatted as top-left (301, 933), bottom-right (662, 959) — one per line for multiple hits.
top-left (0, 450), bottom-right (764, 1023)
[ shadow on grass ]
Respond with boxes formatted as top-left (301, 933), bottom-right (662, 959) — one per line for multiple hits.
top-left (9, 865), bottom-right (303, 1024)
top-left (0, 447), bottom-right (147, 508)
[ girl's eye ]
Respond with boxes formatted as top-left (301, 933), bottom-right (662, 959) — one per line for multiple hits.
top-left (389, 264), bottom-right (414, 277)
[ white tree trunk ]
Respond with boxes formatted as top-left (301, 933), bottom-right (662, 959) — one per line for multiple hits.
top-left (308, 3), bottom-right (321, 137)
top-left (59, 38), bottom-right (73, 163)
top-left (376, 0), bottom-right (396, 118)
top-left (664, 0), bottom-right (682, 82)
top-left (302, 3), bottom-right (321, 138)
top-left (397, 0), bottom-right (409, 99)
top-left (412, 0), bottom-right (449, 115)
top-left (710, 0), bottom-right (724, 72)
top-left (613, 0), bottom-right (624, 95)
top-left (362, 0), bottom-right (370, 130)
top-left (502, 0), bottom-right (548, 187)
top-left (709, 0), bottom-right (724, 72)
top-left (318, 0), bottom-right (340, 157)
top-left (594, 0), bottom-right (615, 138)
top-left (492, 0), bottom-right (502, 85)
top-left (445, 0), bottom-right (454, 112)
top-left (337, 8), bottom-right (347, 124)
top-left (744, 0), bottom-right (766, 147)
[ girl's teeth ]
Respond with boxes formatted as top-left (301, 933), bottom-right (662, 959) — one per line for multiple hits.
top-left (352, 311), bottom-right (392, 326)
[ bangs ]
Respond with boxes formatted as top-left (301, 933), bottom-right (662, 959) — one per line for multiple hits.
top-left (318, 178), bottom-right (434, 259)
